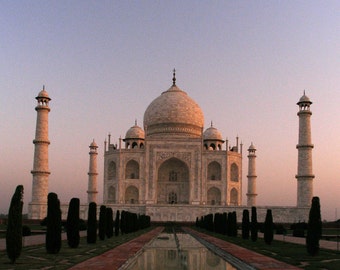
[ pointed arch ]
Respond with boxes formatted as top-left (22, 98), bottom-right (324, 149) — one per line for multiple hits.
top-left (207, 161), bottom-right (221, 180)
top-left (230, 188), bottom-right (238, 205)
top-left (108, 161), bottom-right (116, 180)
top-left (157, 157), bottom-right (189, 204)
top-left (207, 187), bottom-right (221, 205)
top-left (125, 159), bottom-right (139, 179)
top-left (230, 163), bottom-right (239, 182)
top-left (125, 185), bottom-right (139, 204)
top-left (108, 186), bottom-right (116, 203)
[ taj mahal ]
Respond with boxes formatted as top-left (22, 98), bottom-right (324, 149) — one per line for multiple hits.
top-left (28, 70), bottom-right (314, 223)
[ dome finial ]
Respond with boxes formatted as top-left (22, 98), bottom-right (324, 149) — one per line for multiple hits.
top-left (135, 119), bottom-right (137, 126)
top-left (172, 68), bottom-right (176, 86)
top-left (210, 121), bottom-right (213, 127)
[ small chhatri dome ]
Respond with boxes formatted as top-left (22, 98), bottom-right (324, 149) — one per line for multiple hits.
top-left (203, 122), bottom-right (223, 141)
top-left (297, 90), bottom-right (312, 105)
top-left (248, 142), bottom-right (256, 151)
top-left (143, 70), bottom-right (204, 137)
top-left (36, 85), bottom-right (51, 100)
top-left (90, 139), bottom-right (98, 148)
top-left (125, 121), bottom-right (145, 139)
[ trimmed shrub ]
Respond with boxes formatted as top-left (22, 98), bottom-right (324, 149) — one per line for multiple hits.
top-left (105, 207), bottom-right (114, 238)
top-left (22, 225), bottom-right (31, 236)
top-left (46, 192), bottom-right (62, 254)
top-left (115, 210), bottom-right (120, 236)
top-left (242, 209), bottom-right (250, 239)
top-left (6, 185), bottom-right (24, 263)
top-left (306, 196), bottom-right (322, 256)
top-left (66, 198), bottom-right (80, 248)
top-left (251, 206), bottom-right (258, 242)
top-left (98, 205), bottom-right (106, 240)
top-left (87, 202), bottom-right (97, 244)
top-left (264, 209), bottom-right (274, 245)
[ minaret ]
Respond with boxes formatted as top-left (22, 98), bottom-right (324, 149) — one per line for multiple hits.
top-left (296, 91), bottom-right (314, 207)
top-left (28, 86), bottom-right (51, 219)
top-left (246, 143), bottom-right (257, 206)
top-left (87, 139), bottom-right (98, 203)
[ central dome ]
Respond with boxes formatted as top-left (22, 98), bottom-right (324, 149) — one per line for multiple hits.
top-left (143, 75), bottom-right (204, 138)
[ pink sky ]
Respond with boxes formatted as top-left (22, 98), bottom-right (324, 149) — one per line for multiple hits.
top-left (1, 1), bottom-right (339, 221)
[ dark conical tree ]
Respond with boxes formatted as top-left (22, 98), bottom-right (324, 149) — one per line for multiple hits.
top-left (264, 209), bottom-right (274, 245)
top-left (98, 205), bottom-right (106, 240)
top-left (227, 212), bottom-right (233, 236)
top-left (306, 197), bottom-right (322, 256)
top-left (232, 211), bottom-right (238, 236)
top-left (120, 210), bottom-right (126, 234)
top-left (251, 206), bottom-right (258, 242)
top-left (115, 210), bottom-right (120, 236)
top-left (6, 185), bottom-right (24, 264)
top-left (242, 209), bottom-right (250, 239)
top-left (222, 212), bottom-right (228, 235)
top-left (87, 202), bottom-right (97, 244)
top-left (46, 192), bottom-right (62, 254)
top-left (66, 198), bottom-right (80, 248)
top-left (105, 207), bottom-right (114, 238)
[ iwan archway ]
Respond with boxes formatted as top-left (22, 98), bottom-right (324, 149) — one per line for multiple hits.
top-left (157, 158), bottom-right (189, 204)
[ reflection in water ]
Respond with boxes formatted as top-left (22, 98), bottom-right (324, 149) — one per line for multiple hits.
top-left (124, 233), bottom-right (238, 270)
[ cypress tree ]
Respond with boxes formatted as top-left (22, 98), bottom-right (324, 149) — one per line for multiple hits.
top-left (306, 197), bottom-right (322, 256)
top-left (222, 212), bottom-right (227, 235)
top-left (105, 207), bottom-right (114, 238)
top-left (46, 192), bottom-right (62, 254)
top-left (264, 209), bottom-right (274, 244)
top-left (66, 198), bottom-right (80, 248)
top-left (227, 212), bottom-right (233, 236)
top-left (98, 205), bottom-right (106, 240)
top-left (242, 209), bottom-right (250, 239)
top-left (120, 210), bottom-right (127, 234)
top-left (115, 210), bottom-right (120, 236)
top-left (232, 211), bottom-right (238, 236)
top-left (6, 185), bottom-right (24, 264)
top-left (251, 206), bottom-right (258, 242)
top-left (87, 202), bottom-right (97, 244)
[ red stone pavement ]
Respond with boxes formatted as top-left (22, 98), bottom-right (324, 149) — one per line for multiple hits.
top-left (70, 226), bottom-right (301, 270)
top-left (69, 227), bottom-right (164, 270)
top-left (185, 227), bottom-right (300, 270)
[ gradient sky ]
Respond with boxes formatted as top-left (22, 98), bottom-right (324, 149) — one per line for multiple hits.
top-left (1, 1), bottom-right (339, 221)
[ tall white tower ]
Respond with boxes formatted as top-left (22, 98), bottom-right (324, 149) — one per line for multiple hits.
top-left (296, 91), bottom-right (314, 207)
top-left (87, 140), bottom-right (98, 203)
top-left (28, 86), bottom-right (51, 219)
top-left (246, 143), bottom-right (257, 206)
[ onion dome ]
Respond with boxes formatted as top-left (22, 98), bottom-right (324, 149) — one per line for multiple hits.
top-left (248, 142), bottom-right (256, 151)
top-left (143, 70), bottom-right (204, 137)
top-left (90, 139), bottom-right (98, 148)
top-left (125, 121), bottom-right (145, 140)
top-left (203, 122), bottom-right (223, 141)
top-left (297, 90), bottom-right (312, 105)
top-left (36, 85), bottom-right (51, 100)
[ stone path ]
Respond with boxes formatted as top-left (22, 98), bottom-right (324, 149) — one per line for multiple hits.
top-left (68, 227), bottom-right (164, 270)
top-left (184, 227), bottom-right (300, 270)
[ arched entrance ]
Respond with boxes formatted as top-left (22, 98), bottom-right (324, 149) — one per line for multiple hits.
top-left (207, 187), bottom-right (221, 205)
top-left (125, 186), bottom-right (139, 204)
top-left (157, 158), bottom-right (189, 204)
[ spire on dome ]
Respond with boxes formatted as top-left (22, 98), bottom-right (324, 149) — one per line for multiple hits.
top-left (172, 68), bottom-right (176, 86)
top-left (135, 119), bottom-right (137, 126)
top-left (210, 121), bottom-right (213, 127)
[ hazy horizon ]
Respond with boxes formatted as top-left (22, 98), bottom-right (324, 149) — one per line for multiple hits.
top-left (1, 1), bottom-right (339, 221)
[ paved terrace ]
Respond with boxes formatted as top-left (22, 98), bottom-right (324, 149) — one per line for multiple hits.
top-left (1, 228), bottom-right (339, 269)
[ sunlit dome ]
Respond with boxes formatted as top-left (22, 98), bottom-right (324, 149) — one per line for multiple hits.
top-left (143, 71), bottom-right (204, 138)
top-left (297, 91), bottom-right (312, 105)
top-left (203, 123), bottom-right (223, 141)
top-left (125, 122), bottom-right (145, 140)
top-left (36, 86), bottom-right (50, 100)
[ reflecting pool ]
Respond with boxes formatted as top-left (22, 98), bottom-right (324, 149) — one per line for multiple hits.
top-left (122, 232), bottom-right (239, 270)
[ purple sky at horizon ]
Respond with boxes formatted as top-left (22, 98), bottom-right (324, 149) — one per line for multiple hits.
top-left (1, 1), bottom-right (339, 221)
